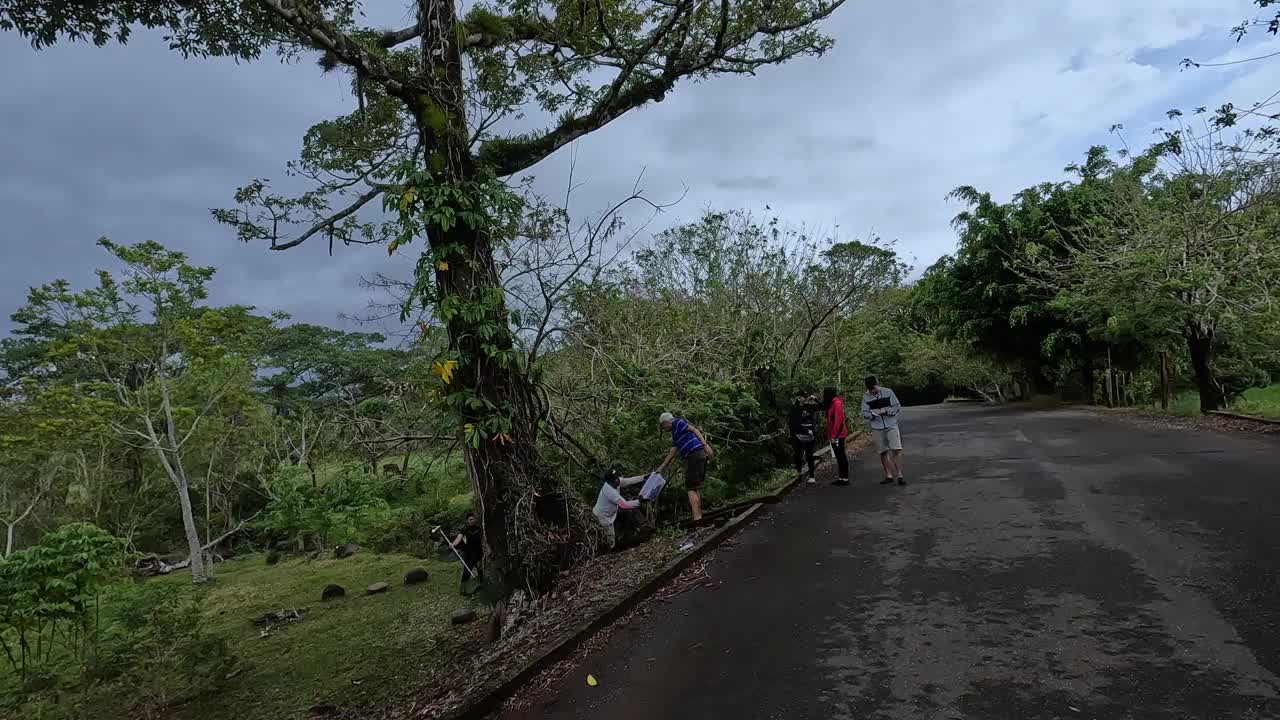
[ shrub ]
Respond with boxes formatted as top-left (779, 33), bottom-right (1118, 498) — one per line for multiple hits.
top-left (82, 583), bottom-right (232, 713)
top-left (0, 523), bottom-right (123, 684)
top-left (259, 467), bottom-right (390, 550)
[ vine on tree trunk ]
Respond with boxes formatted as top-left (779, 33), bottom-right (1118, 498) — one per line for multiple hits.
top-left (384, 166), bottom-right (597, 594)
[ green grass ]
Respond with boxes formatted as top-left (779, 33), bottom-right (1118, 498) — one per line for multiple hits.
top-left (1234, 384), bottom-right (1280, 419)
top-left (1153, 384), bottom-right (1280, 419)
top-left (7, 552), bottom-right (472, 720)
top-left (1167, 390), bottom-right (1203, 417)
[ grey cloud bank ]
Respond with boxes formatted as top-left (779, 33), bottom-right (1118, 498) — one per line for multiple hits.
top-left (1, 0), bottom-right (1272, 336)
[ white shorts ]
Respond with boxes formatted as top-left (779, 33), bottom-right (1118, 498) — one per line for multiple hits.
top-left (873, 426), bottom-right (903, 454)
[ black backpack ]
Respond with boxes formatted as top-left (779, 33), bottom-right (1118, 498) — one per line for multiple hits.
top-left (793, 408), bottom-right (816, 442)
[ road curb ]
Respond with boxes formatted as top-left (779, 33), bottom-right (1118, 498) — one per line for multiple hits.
top-left (444, 500), bottom-right (770, 720)
top-left (1208, 410), bottom-right (1280, 426)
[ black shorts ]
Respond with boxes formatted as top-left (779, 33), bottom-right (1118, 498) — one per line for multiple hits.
top-left (684, 449), bottom-right (707, 490)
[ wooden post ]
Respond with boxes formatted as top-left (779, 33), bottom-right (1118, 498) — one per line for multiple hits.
top-left (1105, 346), bottom-right (1114, 408)
top-left (1159, 352), bottom-right (1170, 410)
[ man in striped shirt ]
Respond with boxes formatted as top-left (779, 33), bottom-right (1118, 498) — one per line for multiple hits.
top-left (656, 412), bottom-right (713, 523)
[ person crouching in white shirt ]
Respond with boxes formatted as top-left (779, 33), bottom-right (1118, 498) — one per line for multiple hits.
top-left (592, 468), bottom-right (645, 550)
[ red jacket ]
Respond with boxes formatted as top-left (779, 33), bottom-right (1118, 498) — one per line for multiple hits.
top-left (826, 396), bottom-right (848, 441)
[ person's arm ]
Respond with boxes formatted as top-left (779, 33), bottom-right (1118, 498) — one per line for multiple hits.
top-left (860, 395), bottom-right (874, 420)
top-left (618, 497), bottom-right (641, 510)
top-left (619, 474), bottom-right (647, 487)
top-left (886, 390), bottom-right (901, 416)
top-left (689, 424), bottom-right (713, 457)
top-left (656, 447), bottom-right (677, 472)
top-left (451, 533), bottom-right (463, 547)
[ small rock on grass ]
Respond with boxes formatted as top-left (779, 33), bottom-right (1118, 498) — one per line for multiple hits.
top-left (366, 582), bottom-right (390, 595)
top-left (320, 584), bottom-right (346, 601)
top-left (451, 609), bottom-right (477, 625)
top-left (404, 567), bottom-right (430, 585)
top-left (334, 543), bottom-right (360, 559)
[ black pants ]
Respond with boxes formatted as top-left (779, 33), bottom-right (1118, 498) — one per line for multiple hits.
top-left (792, 438), bottom-right (816, 478)
top-left (460, 558), bottom-right (482, 591)
top-left (831, 437), bottom-right (849, 480)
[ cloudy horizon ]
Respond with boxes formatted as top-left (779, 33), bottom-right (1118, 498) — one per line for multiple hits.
top-left (3, 0), bottom-right (1277, 338)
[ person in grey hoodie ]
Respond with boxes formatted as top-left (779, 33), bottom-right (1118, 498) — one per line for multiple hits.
top-left (860, 375), bottom-right (905, 486)
top-left (592, 468), bottom-right (645, 550)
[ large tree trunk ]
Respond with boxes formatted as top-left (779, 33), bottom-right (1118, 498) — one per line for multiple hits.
top-left (172, 473), bottom-right (209, 583)
top-left (1185, 328), bottom-right (1223, 413)
top-left (412, 0), bottom-right (580, 597)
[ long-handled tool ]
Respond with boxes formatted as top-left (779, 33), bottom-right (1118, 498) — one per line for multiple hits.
top-left (431, 525), bottom-right (475, 578)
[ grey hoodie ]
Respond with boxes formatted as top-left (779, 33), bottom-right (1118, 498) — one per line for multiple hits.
top-left (861, 387), bottom-right (902, 431)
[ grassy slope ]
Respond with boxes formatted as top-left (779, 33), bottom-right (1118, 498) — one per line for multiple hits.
top-left (5, 552), bottom-right (473, 720)
top-left (1234, 384), bottom-right (1280, 418)
top-left (171, 553), bottom-right (466, 720)
top-left (1162, 384), bottom-right (1280, 419)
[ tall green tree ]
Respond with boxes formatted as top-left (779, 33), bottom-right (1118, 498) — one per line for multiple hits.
top-left (11, 240), bottom-right (272, 582)
top-left (1023, 119), bottom-right (1280, 411)
top-left (3, 0), bottom-right (848, 591)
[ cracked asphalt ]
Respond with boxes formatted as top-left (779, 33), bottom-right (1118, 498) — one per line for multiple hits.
top-left (504, 405), bottom-right (1280, 720)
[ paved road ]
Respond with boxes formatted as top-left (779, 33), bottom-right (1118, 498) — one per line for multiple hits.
top-left (505, 405), bottom-right (1280, 720)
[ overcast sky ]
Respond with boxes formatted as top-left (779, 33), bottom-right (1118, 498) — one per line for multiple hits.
top-left (2, 0), bottom-right (1277, 338)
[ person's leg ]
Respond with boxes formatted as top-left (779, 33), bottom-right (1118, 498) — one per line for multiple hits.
top-left (792, 440), bottom-right (805, 479)
top-left (685, 450), bottom-right (706, 521)
top-left (833, 437), bottom-right (850, 485)
top-left (888, 427), bottom-right (905, 484)
top-left (615, 510), bottom-right (635, 549)
top-left (804, 440), bottom-right (817, 480)
top-left (874, 429), bottom-right (894, 484)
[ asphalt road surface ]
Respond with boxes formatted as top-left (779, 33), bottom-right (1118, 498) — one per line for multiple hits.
top-left (505, 405), bottom-right (1280, 720)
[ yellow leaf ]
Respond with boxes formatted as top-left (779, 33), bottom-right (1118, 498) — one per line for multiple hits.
top-left (432, 359), bottom-right (458, 384)
top-left (495, 432), bottom-right (512, 445)
top-left (399, 186), bottom-right (417, 212)
top-left (463, 423), bottom-right (476, 441)
top-left (586, 674), bottom-right (597, 687)
top-left (436, 260), bottom-right (449, 271)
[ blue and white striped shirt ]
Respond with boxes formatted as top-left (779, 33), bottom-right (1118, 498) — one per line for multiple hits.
top-left (670, 418), bottom-right (704, 457)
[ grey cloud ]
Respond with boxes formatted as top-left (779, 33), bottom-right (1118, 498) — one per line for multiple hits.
top-left (713, 175), bottom-right (780, 191)
top-left (0, 0), bottom-right (1266, 339)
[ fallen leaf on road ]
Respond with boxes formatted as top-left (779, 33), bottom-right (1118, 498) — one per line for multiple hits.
top-left (587, 674), bottom-right (598, 687)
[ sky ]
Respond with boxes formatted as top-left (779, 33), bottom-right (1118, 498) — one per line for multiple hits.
top-left (2, 0), bottom-right (1278, 338)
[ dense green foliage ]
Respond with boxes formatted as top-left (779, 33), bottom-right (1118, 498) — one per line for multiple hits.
top-left (917, 117), bottom-right (1280, 413)
top-left (4, 2), bottom-right (1280, 717)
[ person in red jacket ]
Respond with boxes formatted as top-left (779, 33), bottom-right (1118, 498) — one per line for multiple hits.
top-left (824, 386), bottom-right (851, 486)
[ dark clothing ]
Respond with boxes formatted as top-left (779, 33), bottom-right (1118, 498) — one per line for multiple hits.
top-left (831, 436), bottom-right (849, 480)
top-left (788, 404), bottom-right (818, 443)
top-left (684, 448), bottom-right (707, 490)
top-left (457, 525), bottom-right (483, 591)
top-left (458, 525), bottom-right (483, 566)
top-left (792, 438), bottom-right (816, 479)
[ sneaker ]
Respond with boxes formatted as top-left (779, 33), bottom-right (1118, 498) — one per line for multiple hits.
top-left (832, 478), bottom-right (850, 486)
top-left (897, 477), bottom-right (906, 486)
top-left (806, 476), bottom-right (816, 484)
top-left (678, 539), bottom-right (695, 552)
top-left (879, 477), bottom-right (894, 485)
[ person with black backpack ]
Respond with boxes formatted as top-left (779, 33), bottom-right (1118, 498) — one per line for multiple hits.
top-left (789, 393), bottom-right (820, 484)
